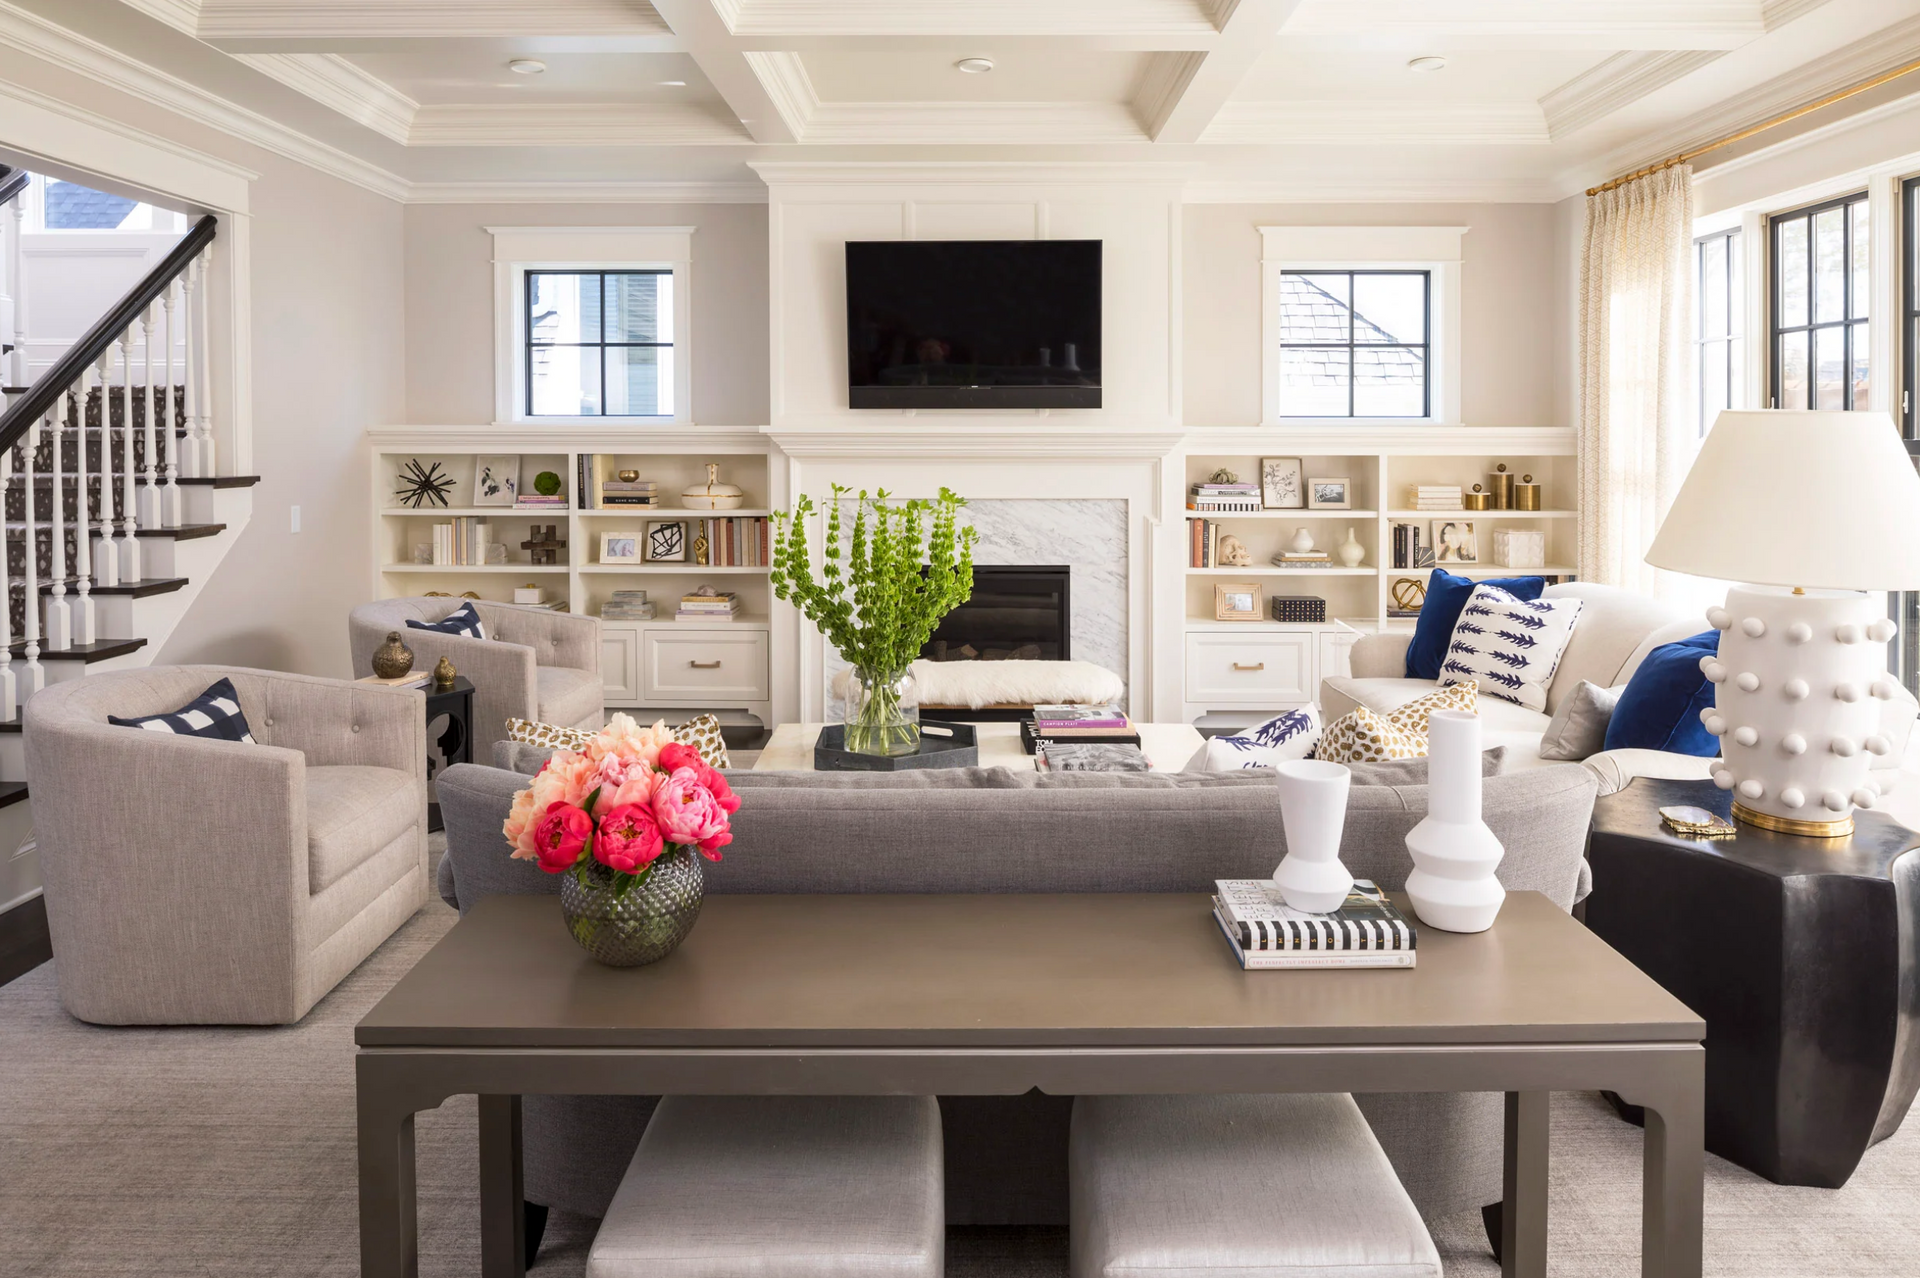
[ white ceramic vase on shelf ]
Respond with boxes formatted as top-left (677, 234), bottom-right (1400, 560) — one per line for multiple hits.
top-left (1404, 710), bottom-right (1506, 933)
top-left (1336, 528), bottom-right (1365, 567)
top-left (1272, 759), bottom-right (1354, 914)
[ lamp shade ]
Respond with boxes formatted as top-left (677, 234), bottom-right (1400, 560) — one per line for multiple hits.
top-left (1644, 410), bottom-right (1920, 590)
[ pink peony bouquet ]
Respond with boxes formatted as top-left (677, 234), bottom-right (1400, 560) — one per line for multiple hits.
top-left (504, 714), bottom-right (738, 892)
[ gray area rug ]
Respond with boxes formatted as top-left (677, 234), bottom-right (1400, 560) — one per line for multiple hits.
top-left (4, 894), bottom-right (1918, 1276)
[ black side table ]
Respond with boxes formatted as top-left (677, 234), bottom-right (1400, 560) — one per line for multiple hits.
top-left (1586, 776), bottom-right (1920, 1187)
top-left (423, 676), bottom-right (474, 833)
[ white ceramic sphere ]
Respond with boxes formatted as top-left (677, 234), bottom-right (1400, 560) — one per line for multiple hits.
top-left (1823, 790), bottom-right (1849, 812)
top-left (1703, 660), bottom-right (1728, 683)
top-left (1837, 624), bottom-right (1862, 644)
top-left (1781, 788), bottom-right (1806, 809)
top-left (1837, 682), bottom-right (1862, 703)
top-left (1787, 623), bottom-right (1813, 645)
top-left (1705, 715), bottom-right (1728, 736)
top-left (1784, 679), bottom-right (1810, 701)
top-left (1713, 769), bottom-right (1735, 789)
top-left (1866, 734), bottom-right (1891, 755)
top-left (1707, 606), bottom-right (1732, 630)
top-left (1833, 737), bottom-right (1858, 756)
top-left (1736, 672), bottom-right (1761, 692)
top-left (1734, 726), bottom-right (1760, 747)
top-left (1738, 779), bottom-right (1765, 800)
top-left (1852, 789), bottom-right (1878, 810)
top-left (1869, 618), bottom-right (1898, 643)
top-left (1742, 617), bottom-right (1767, 638)
top-left (1781, 733), bottom-right (1807, 755)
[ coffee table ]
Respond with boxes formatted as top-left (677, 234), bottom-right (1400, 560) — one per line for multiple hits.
top-left (755, 720), bottom-right (1206, 771)
top-left (355, 890), bottom-right (1704, 1278)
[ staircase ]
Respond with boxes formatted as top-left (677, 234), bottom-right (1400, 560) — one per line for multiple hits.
top-left (0, 165), bottom-right (256, 906)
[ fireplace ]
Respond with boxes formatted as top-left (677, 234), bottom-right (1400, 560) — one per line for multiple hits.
top-left (925, 565), bottom-right (1071, 662)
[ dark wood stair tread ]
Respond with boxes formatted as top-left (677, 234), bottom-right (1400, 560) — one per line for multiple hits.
top-left (42, 577), bottom-right (187, 598)
top-left (135, 523), bottom-right (226, 540)
top-left (0, 781), bottom-right (27, 809)
top-left (5, 637), bottom-right (148, 661)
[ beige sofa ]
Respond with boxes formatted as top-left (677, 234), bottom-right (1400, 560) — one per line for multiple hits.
top-left (1323, 581), bottom-right (1917, 794)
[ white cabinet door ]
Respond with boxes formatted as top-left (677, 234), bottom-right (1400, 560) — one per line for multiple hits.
top-left (643, 629), bottom-right (771, 703)
top-left (601, 626), bottom-right (641, 703)
top-left (1185, 631), bottom-right (1315, 704)
top-left (1317, 628), bottom-right (1363, 684)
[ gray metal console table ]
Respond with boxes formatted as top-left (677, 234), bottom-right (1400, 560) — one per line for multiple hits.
top-left (355, 890), bottom-right (1705, 1278)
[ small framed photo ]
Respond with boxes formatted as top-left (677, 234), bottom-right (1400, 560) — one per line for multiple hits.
top-left (473, 455), bottom-right (520, 507)
top-left (646, 520), bottom-right (687, 563)
top-left (600, 532), bottom-right (642, 564)
top-left (1261, 457), bottom-right (1304, 509)
top-left (1307, 477), bottom-right (1352, 509)
top-left (1214, 582), bottom-right (1262, 621)
top-left (1431, 519), bottom-right (1479, 564)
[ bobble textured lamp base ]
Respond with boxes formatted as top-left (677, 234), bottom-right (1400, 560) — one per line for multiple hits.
top-left (1701, 585), bottom-right (1899, 839)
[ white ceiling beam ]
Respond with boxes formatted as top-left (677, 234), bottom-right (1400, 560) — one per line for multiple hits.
top-left (723, 0), bottom-right (1218, 39)
top-left (1539, 50), bottom-right (1725, 140)
top-left (233, 52), bottom-right (418, 144)
top-left (194, 0), bottom-right (671, 39)
top-left (801, 101), bottom-right (1146, 146)
top-left (408, 102), bottom-right (752, 146)
top-left (1282, 0), bottom-right (1770, 51)
top-left (1148, 0), bottom-right (1302, 144)
top-left (1203, 101), bottom-right (1550, 146)
top-left (117, 0), bottom-right (202, 36)
top-left (649, 0), bottom-right (797, 144)
top-left (741, 51), bottom-right (818, 140)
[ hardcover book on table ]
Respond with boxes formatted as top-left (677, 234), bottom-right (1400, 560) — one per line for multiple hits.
top-left (1211, 880), bottom-right (1417, 970)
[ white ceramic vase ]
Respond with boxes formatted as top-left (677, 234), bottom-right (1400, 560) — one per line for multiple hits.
top-left (1404, 710), bottom-right (1506, 933)
top-left (1288, 526), bottom-right (1316, 555)
top-left (1337, 528), bottom-right (1366, 567)
top-left (1272, 759), bottom-right (1354, 913)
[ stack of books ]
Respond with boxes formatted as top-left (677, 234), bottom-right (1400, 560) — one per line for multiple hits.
top-left (1025, 704), bottom-right (1141, 753)
top-left (1212, 879), bottom-right (1417, 970)
top-left (1188, 481), bottom-right (1262, 513)
top-left (693, 517), bottom-right (770, 566)
top-left (601, 589), bottom-right (656, 621)
top-left (431, 518), bottom-right (492, 566)
top-left (1390, 523), bottom-right (1434, 570)
top-left (601, 478), bottom-right (658, 508)
top-left (1037, 741), bottom-right (1149, 772)
top-left (677, 591), bottom-right (741, 621)
top-left (1189, 519), bottom-right (1222, 567)
top-left (1271, 546), bottom-right (1331, 567)
top-left (1409, 485), bottom-right (1463, 511)
top-left (514, 493), bottom-right (567, 511)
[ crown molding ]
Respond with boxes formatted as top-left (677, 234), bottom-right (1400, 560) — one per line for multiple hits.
top-left (1183, 176), bottom-right (1561, 203)
top-left (1540, 50), bottom-right (1724, 139)
top-left (801, 101), bottom-right (1146, 146)
top-left (0, 0), bottom-right (409, 201)
top-left (1203, 101), bottom-right (1550, 145)
top-left (1282, 0), bottom-right (1765, 48)
top-left (410, 181), bottom-right (767, 204)
top-left (196, 0), bottom-right (670, 39)
top-left (743, 50), bottom-right (819, 139)
top-left (1762, 0), bottom-right (1836, 31)
top-left (726, 0), bottom-right (1215, 38)
top-left (762, 423), bottom-right (1187, 460)
top-left (233, 52), bottom-right (417, 145)
top-left (117, 0), bottom-right (202, 35)
top-left (749, 160), bottom-right (1196, 188)
top-left (407, 103), bottom-right (753, 147)
top-left (1132, 51), bottom-right (1207, 138)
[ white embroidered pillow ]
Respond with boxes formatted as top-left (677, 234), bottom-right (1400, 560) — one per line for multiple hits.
top-left (1440, 585), bottom-right (1584, 713)
top-left (1185, 706), bottom-right (1322, 771)
top-left (1316, 706), bottom-right (1423, 764)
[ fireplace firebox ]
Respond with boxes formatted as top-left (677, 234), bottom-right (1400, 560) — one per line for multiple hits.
top-left (924, 565), bottom-right (1070, 664)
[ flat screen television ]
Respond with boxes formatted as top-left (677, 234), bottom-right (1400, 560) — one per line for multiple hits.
top-left (845, 240), bottom-right (1101, 410)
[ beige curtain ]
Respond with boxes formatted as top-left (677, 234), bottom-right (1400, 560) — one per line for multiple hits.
top-left (1577, 165), bottom-right (1695, 595)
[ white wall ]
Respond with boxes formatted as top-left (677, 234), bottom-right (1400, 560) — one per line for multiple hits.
top-left (402, 202), bottom-right (769, 427)
top-left (17, 229), bottom-right (180, 382)
top-left (1183, 202), bottom-right (1563, 427)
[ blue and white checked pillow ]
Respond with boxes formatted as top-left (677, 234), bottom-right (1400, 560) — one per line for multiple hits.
top-left (108, 676), bottom-right (256, 743)
top-left (1185, 706), bottom-right (1322, 772)
top-left (1439, 584), bottom-right (1584, 713)
top-left (405, 600), bottom-right (486, 639)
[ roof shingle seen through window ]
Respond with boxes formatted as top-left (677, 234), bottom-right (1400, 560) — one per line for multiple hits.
top-left (44, 181), bottom-right (138, 230)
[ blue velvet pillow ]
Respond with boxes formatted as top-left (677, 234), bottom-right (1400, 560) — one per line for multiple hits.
top-left (406, 600), bottom-right (486, 639)
top-left (1603, 630), bottom-right (1721, 756)
top-left (1405, 569), bottom-right (1547, 680)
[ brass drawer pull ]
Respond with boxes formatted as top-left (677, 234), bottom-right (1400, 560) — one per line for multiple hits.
top-left (1232, 662), bottom-right (1266, 672)
top-left (690, 660), bottom-right (722, 669)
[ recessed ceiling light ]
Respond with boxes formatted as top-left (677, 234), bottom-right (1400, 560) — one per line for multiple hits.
top-left (658, 80), bottom-right (687, 87)
top-left (508, 58), bottom-right (546, 75)
top-left (1407, 56), bottom-right (1447, 72)
top-left (954, 57), bottom-right (995, 74)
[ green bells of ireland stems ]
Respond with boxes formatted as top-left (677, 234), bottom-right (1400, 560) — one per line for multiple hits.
top-left (771, 486), bottom-right (977, 757)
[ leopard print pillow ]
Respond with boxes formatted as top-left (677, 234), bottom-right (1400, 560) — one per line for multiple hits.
top-left (1383, 681), bottom-right (1478, 738)
top-left (673, 712), bottom-right (732, 770)
top-left (505, 717), bottom-right (595, 751)
top-left (1316, 706), bottom-right (1424, 764)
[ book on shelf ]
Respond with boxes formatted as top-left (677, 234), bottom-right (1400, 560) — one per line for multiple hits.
top-left (1189, 518), bottom-right (1225, 568)
top-left (431, 517), bottom-right (493, 566)
top-left (1188, 499), bottom-right (1263, 513)
top-left (1037, 741), bottom-right (1150, 773)
top-left (358, 673), bottom-right (430, 689)
top-left (1211, 880), bottom-right (1417, 970)
top-left (1391, 523), bottom-right (1428, 570)
top-left (1032, 704), bottom-right (1128, 728)
top-left (514, 496), bottom-right (567, 509)
top-left (687, 517), bottom-right (770, 567)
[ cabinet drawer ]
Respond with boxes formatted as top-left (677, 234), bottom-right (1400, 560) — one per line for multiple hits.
top-left (1186, 632), bottom-right (1314, 704)
top-left (600, 627), bottom-right (641, 703)
top-left (643, 629), bottom-right (771, 702)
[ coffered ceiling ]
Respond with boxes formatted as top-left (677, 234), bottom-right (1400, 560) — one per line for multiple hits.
top-left (4, 0), bottom-right (1919, 200)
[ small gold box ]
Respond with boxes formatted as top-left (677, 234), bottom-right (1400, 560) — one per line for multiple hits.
top-left (1462, 488), bottom-right (1492, 511)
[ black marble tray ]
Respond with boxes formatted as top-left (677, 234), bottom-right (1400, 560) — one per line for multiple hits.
top-left (814, 720), bottom-right (979, 771)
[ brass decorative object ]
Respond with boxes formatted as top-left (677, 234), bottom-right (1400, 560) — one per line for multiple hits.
top-left (693, 530), bottom-right (710, 565)
top-left (1513, 473), bottom-right (1542, 510)
top-left (1390, 577), bottom-right (1427, 611)
top-left (460, 591), bottom-right (481, 600)
top-left (1463, 484), bottom-right (1492, 511)
top-left (1486, 463), bottom-right (1513, 510)
top-left (618, 469), bottom-right (641, 483)
top-left (370, 631), bottom-right (414, 679)
top-left (433, 656), bottom-right (457, 690)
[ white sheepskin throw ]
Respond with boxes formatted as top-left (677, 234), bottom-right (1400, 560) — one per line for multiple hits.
top-left (830, 659), bottom-right (1125, 711)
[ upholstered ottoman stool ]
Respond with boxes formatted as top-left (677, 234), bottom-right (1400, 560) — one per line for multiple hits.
top-left (587, 1095), bottom-right (944, 1278)
top-left (1070, 1094), bottom-right (1442, 1278)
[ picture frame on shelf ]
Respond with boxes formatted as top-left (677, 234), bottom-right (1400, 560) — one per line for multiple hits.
top-left (1214, 582), bottom-right (1262, 621)
top-left (1432, 519), bottom-right (1479, 564)
top-left (1307, 477), bottom-right (1352, 509)
top-left (474, 455), bottom-right (520, 507)
top-left (646, 521), bottom-right (687, 563)
top-left (1260, 457), bottom-right (1304, 509)
top-left (600, 532), bottom-right (642, 565)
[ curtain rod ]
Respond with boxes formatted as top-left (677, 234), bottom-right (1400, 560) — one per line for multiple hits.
top-left (1586, 55), bottom-right (1920, 197)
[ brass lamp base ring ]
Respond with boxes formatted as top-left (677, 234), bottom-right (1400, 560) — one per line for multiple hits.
top-left (1732, 801), bottom-right (1854, 839)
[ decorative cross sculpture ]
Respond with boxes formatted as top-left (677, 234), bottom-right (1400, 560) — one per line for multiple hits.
top-left (520, 525), bottom-right (566, 565)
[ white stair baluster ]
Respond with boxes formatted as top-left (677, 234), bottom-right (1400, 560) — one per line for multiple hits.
top-left (70, 359), bottom-right (97, 645)
top-left (194, 248), bottom-right (216, 476)
top-left (21, 415), bottom-right (41, 697)
top-left (136, 303), bottom-right (158, 530)
top-left (181, 256), bottom-right (202, 477)
top-left (160, 279), bottom-right (181, 527)
top-left (117, 329), bottom-right (140, 583)
top-left (91, 349), bottom-right (118, 588)
top-left (0, 439), bottom-right (14, 722)
top-left (43, 391), bottom-right (68, 651)
top-left (7, 197), bottom-right (23, 390)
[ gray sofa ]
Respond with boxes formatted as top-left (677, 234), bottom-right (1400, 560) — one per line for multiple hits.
top-left (436, 750), bottom-right (1599, 1229)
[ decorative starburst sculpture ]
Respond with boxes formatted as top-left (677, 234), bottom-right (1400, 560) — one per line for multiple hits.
top-left (395, 458), bottom-right (454, 509)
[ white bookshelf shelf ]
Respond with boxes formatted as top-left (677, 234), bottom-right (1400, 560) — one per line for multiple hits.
top-left (1185, 509), bottom-right (1379, 519)
top-left (579, 564), bottom-right (770, 575)
top-left (578, 507), bottom-right (773, 519)
top-left (380, 507), bottom-right (575, 517)
top-left (1384, 509), bottom-right (1575, 520)
top-left (1186, 566), bottom-right (1376, 577)
top-left (1394, 563), bottom-right (1578, 577)
top-left (381, 563), bottom-right (570, 574)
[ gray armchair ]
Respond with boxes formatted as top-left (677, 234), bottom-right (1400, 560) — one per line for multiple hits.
top-left (348, 598), bottom-right (602, 757)
top-left (23, 666), bottom-right (429, 1025)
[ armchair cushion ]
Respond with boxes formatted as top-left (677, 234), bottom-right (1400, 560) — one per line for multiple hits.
top-left (307, 765), bottom-right (423, 894)
top-left (108, 676), bottom-right (256, 743)
top-left (536, 666), bottom-right (603, 728)
top-left (406, 600), bottom-right (486, 638)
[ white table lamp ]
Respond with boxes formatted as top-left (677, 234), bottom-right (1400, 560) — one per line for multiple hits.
top-left (1646, 410), bottom-right (1920, 836)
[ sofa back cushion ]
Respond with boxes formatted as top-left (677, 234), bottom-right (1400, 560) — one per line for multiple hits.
top-left (1540, 582), bottom-right (1691, 714)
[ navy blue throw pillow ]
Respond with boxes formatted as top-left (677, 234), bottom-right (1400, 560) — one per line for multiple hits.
top-left (1405, 569), bottom-right (1547, 680)
top-left (109, 676), bottom-right (256, 743)
top-left (406, 600), bottom-right (486, 639)
top-left (1604, 630), bottom-right (1721, 756)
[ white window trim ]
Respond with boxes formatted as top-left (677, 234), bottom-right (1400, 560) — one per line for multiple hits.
top-left (489, 225), bottom-right (694, 426)
top-left (1258, 225), bottom-right (1466, 427)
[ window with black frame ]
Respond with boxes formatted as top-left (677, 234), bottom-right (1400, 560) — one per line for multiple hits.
top-left (1276, 270), bottom-right (1429, 418)
top-left (1769, 192), bottom-right (1868, 411)
top-left (525, 269), bottom-right (673, 417)
top-left (1695, 229), bottom-right (1743, 433)
top-left (1895, 178), bottom-right (1920, 694)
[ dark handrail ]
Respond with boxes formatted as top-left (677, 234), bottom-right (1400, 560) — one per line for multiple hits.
top-left (0, 212), bottom-right (217, 452)
top-left (0, 166), bottom-right (28, 209)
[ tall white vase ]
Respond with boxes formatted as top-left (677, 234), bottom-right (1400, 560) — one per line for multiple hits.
top-left (1272, 759), bottom-right (1354, 913)
top-left (1404, 710), bottom-right (1506, 933)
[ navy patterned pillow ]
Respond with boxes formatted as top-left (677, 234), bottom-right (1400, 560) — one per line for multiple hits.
top-left (405, 600), bottom-right (486, 639)
top-left (1186, 706), bottom-right (1322, 771)
top-left (108, 676), bottom-right (256, 743)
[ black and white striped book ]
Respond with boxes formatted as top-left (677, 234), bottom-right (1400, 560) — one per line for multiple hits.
top-left (1211, 907), bottom-right (1415, 970)
top-left (1213, 880), bottom-right (1416, 954)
